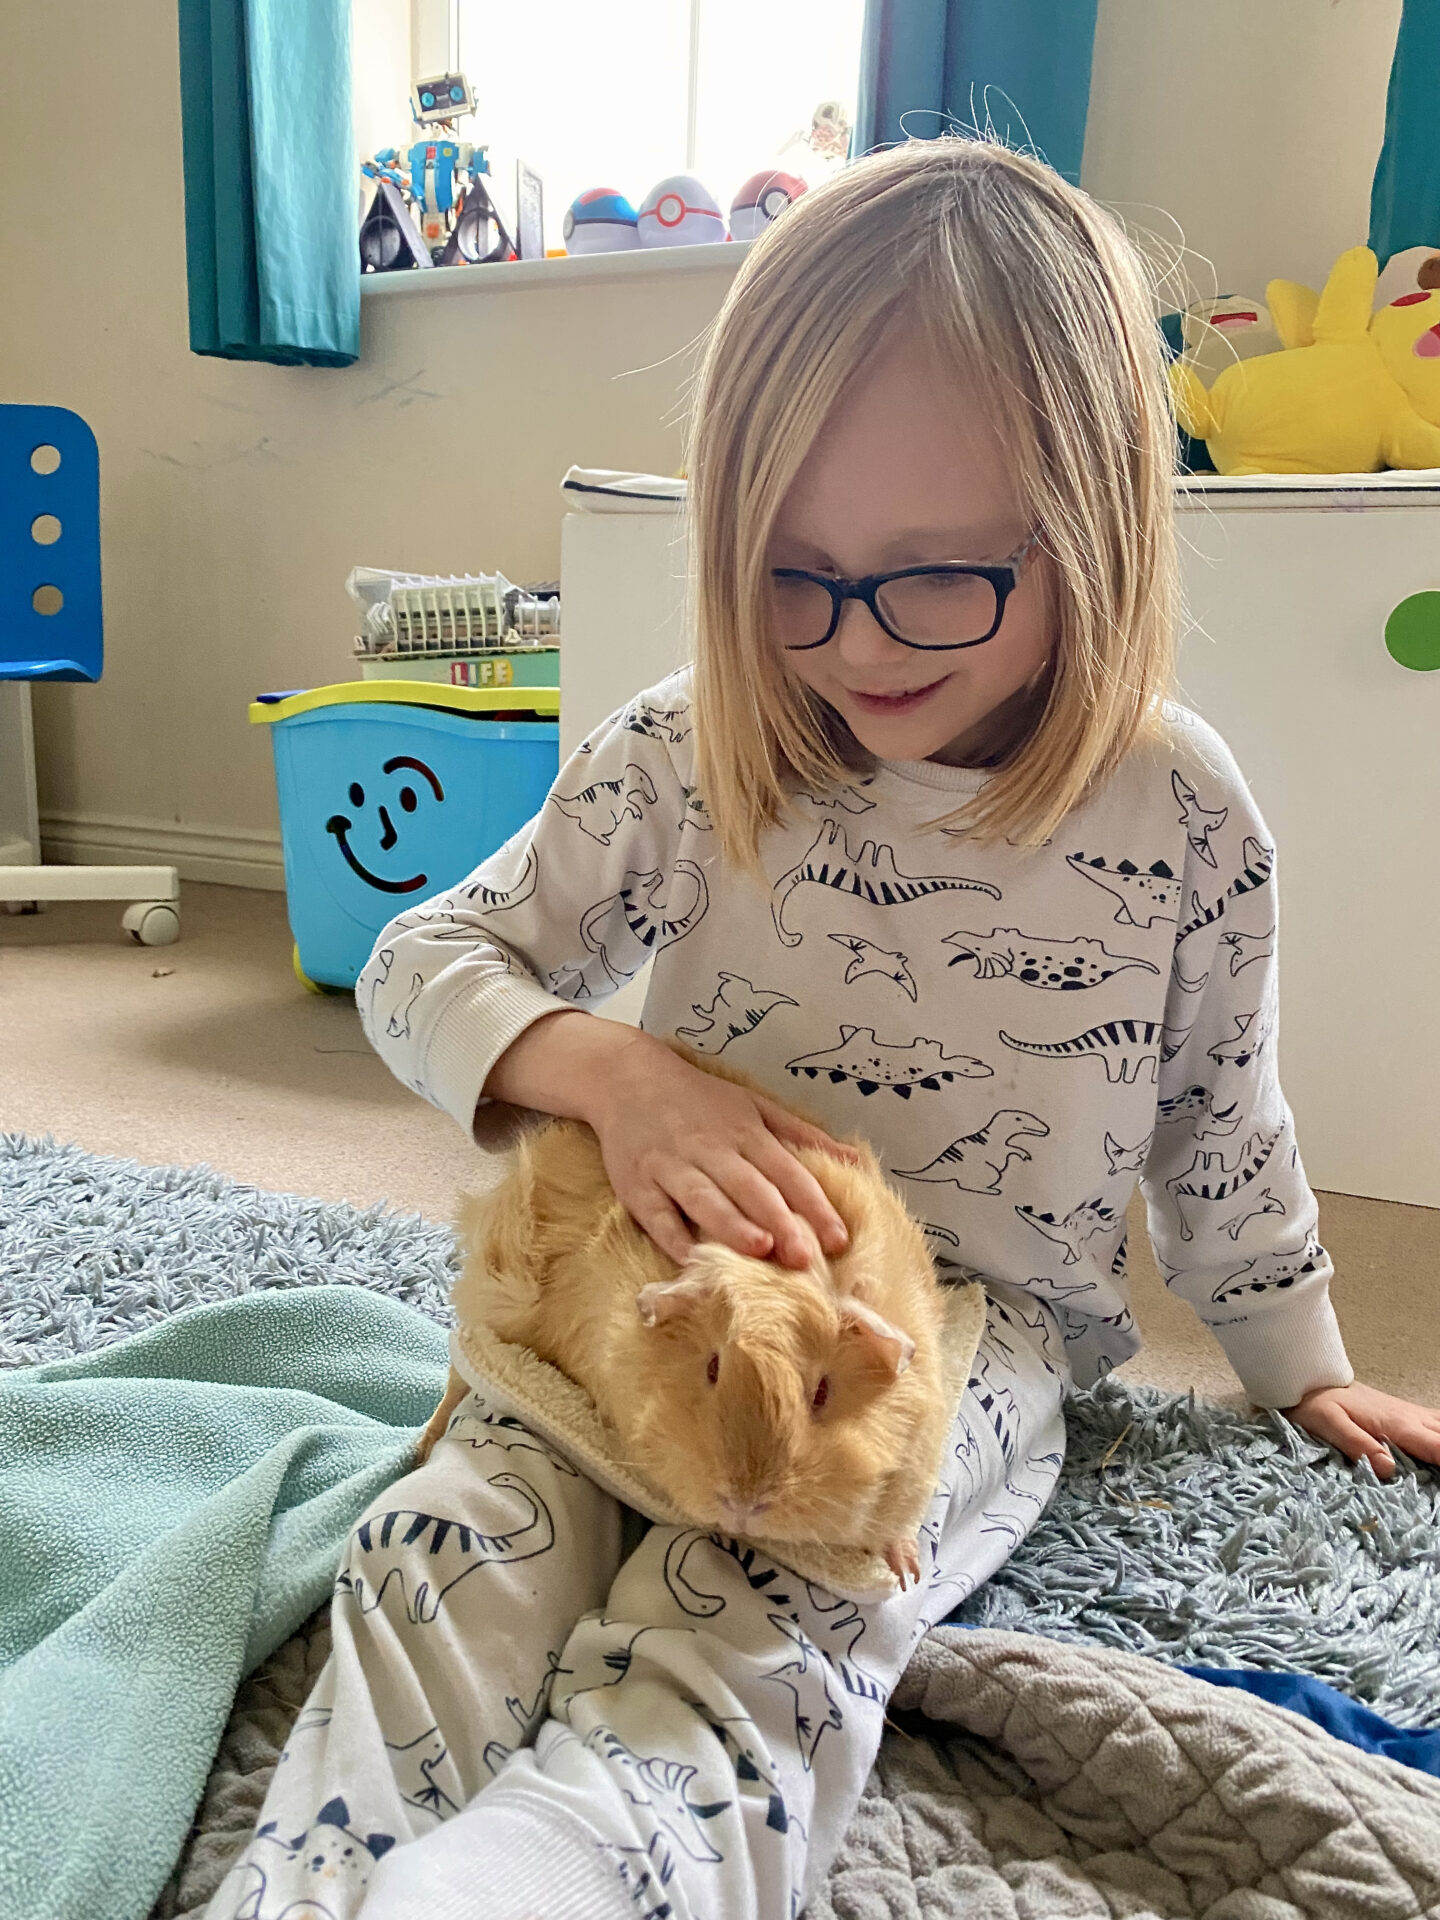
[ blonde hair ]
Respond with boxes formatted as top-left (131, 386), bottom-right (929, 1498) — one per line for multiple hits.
top-left (686, 135), bottom-right (1179, 865)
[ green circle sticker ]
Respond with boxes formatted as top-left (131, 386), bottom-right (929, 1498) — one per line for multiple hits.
top-left (1384, 590), bottom-right (1440, 671)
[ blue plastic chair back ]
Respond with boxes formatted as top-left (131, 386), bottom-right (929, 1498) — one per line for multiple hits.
top-left (0, 405), bottom-right (103, 682)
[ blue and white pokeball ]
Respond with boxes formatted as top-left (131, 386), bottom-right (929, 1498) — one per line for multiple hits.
top-left (563, 187), bottom-right (641, 255)
top-left (729, 170), bottom-right (808, 244)
top-left (638, 173), bottom-right (727, 248)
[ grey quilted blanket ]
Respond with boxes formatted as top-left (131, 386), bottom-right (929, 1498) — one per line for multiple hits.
top-left (155, 1613), bottom-right (1440, 1919)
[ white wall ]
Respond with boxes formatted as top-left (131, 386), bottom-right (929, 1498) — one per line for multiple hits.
top-left (1082, 0), bottom-right (1402, 301)
top-left (0, 0), bottom-right (1405, 888)
top-left (0, 0), bottom-right (741, 888)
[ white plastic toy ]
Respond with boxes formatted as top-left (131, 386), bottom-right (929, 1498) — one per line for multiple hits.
top-left (637, 174), bottom-right (727, 248)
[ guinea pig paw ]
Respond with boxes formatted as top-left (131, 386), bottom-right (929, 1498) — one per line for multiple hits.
top-left (883, 1535), bottom-right (922, 1589)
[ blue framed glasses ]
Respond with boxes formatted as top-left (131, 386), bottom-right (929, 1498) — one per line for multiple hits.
top-left (771, 530), bottom-right (1042, 652)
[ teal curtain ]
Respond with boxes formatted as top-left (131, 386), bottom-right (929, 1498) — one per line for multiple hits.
top-left (855, 0), bottom-right (1099, 185)
top-left (177, 0), bottom-right (359, 367)
top-left (1369, 0), bottom-right (1440, 269)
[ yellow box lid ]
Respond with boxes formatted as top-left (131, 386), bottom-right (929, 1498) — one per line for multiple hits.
top-left (250, 680), bottom-right (560, 724)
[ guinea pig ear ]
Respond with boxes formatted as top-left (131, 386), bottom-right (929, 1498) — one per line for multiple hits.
top-left (839, 1298), bottom-right (915, 1380)
top-left (637, 1273), bottom-right (721, 1327)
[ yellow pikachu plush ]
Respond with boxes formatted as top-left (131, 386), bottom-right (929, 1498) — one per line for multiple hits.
top-left (1170, 246), bottom-right (1440, 476)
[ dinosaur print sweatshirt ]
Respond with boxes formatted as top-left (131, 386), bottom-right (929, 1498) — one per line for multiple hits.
top-left (358, 670), bottom-right (1353, 1411)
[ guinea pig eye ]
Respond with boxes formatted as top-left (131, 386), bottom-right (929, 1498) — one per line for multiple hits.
top-left (706, 1352), bottom-right (719, 1385)
top-left (811, 1375), bottom-right (829, 1413)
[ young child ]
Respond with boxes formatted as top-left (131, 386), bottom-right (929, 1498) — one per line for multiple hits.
top-left (208, 137), bottom-right (1440, 1920)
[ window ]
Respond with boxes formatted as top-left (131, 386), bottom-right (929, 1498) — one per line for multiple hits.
top-left (354, 0), bottom-right (866, 256)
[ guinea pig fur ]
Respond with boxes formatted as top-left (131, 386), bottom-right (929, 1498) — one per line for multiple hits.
top-left (448, 1058), bottom-right (952, 1586)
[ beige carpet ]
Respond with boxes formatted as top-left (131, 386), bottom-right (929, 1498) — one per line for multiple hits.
top-left (2, 881), bottom-right (1436, 1407)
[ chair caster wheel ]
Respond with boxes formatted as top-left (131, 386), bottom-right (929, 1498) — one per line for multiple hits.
top-left (123, 901), bottom-right (180, 947)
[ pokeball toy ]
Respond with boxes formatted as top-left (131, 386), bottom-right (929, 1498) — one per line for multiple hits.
top-left (638, 174), bottom-right (727, 248)
top-left (729, 170), bottom-right (807, 243)
top-left (563, 188), bottom-right (641, 255)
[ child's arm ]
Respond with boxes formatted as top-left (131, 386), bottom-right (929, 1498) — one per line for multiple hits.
top-left (1139, 773), bottom-right (1352, 1412)
top-left (355, 680), bottom-right (853, 1268)
top-left (1142, 745), bottom-right (1440, 1478)
top-left (354, 693), bottom-right (677, 1129)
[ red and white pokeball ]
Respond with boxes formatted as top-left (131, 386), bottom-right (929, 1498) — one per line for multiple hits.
top-left (637, 173), bottom-right (727, 248)
top-left (729, 170), bottom-right (808, 244)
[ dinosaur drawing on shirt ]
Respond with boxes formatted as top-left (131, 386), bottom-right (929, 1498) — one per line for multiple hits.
top-left (1211, 1235), bottom-right (1325, 1305)
top-left (1156, 1084), bottom-right (1243, 1138)
top-left (798, 1583), bottom-right (885, 1703)
top-left (547, 964), bottom-right (593, 1000)
top-left (577, 860), bottom-right (710, 990)
top-left (1058, 1303), bottom-right (1136, 1353)
top-left (1000, 1017), bottom-right (1163, 1085)
top-left (676, 973), bottom-right (797, 1054)
top-left (1208, 1006), bottom-right (1275, 1070)
top-left (1064, 851), bottom-right (1181, 926)
top-left (1174, 837), bottom-right (1275, 946)
top-left (364, 946), bottom-right (394, 1028)
top-left (687, 1699), bottom-right (805, 1845)
top-left (234, 1795), bottom-right (396, 1918)
top-left (1015, 1196), bottom-right (1120, 1265)
top-left (383, 1723), bottom-right (462, 1820)
top-left (623, 697), bottom-right (692, 745)
top-left (335, 1474), bottom-right (556, 1626)
top-left (968, 1347), bottom-right (1022, 1465)
top-left (942, 928), bottom-right (1159, 990)
top-left (1017, 1270), bottom-right (1100, 1306)
top-left (803, 781), bottom-right (877, 814)
top-left (549, 763), bottom-right (657, 844)
top-left (455, 842), bottom-right (539, 910)
top-left (385, 972), bottom-right (425, 1042)
top-left (1172, 768), bottom-right (1228, 868)
top-left (896, 1111), bottom-right (1050, 1191)
top-left (1218, 1185), bottom-right (1286, 1241)
top-left (1222, 926), bottom-right (1275, 975)
top-left (828, 933), bottom-right (918, 1001)
top-left (1165, 1125), bottom-right (1285, 1242)
top-left (679, 782), bottom-right (714, 832)
top-left (1104, 1131), bottom-right (1151, 1176)
top-left (786, 1027), bottom-right (991, 1097)
top-left (771, 820), bottom-right (1000, 947)
top-left (764, 1615), bottom-right (845, 1770)
top-left (583, 1725), bottom-right (731, 1865)
top-left (1161, 1022), bottom-right (1194, 1063)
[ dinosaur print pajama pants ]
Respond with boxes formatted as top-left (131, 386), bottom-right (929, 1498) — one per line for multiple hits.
top-left (204, 1296), bottom-right (1066, 1920)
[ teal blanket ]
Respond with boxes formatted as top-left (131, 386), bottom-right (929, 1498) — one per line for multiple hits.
top-left (0, 1285), bottom-right (449, 1920)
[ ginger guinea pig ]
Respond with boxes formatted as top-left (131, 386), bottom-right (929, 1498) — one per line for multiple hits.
top-left (436, 1051), bottom-right (955, 1586)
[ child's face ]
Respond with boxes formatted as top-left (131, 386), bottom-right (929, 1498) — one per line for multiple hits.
top-left (767, 324), bottom-right (1055, 766)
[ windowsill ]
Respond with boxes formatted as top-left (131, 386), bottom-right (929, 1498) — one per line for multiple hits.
top-left (360, 237), bottom-right (754, 300)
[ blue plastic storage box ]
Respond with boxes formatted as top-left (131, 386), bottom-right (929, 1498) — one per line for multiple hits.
top-left (251, 680), bottom-right (559, 991)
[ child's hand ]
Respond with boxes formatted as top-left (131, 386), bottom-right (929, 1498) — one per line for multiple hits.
top-left (1282, 1381), bottom-right (1440, 1481)
top-left (584, 1029), bottom-right (859, 1271)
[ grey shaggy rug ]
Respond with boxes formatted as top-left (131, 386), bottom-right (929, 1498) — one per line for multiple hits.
top-left (4, 1130), bottom-right (1439, 1721)
top-left (5, 1131), bottom-right (1440, 1919)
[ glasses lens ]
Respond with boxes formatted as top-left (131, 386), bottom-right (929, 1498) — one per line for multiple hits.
top-left (876, 570), bottom-right (999, 646)
top-left (772, 574), bottom-right (836, 648)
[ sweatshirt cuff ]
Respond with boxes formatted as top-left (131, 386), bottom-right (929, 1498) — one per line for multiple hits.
top-left (360, 1790), bottom-right (633, 1920)
top-left (424, 972), bottom-right (576, 1136)
top-left (1206, 1290), bottom-right (1355, 1409)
